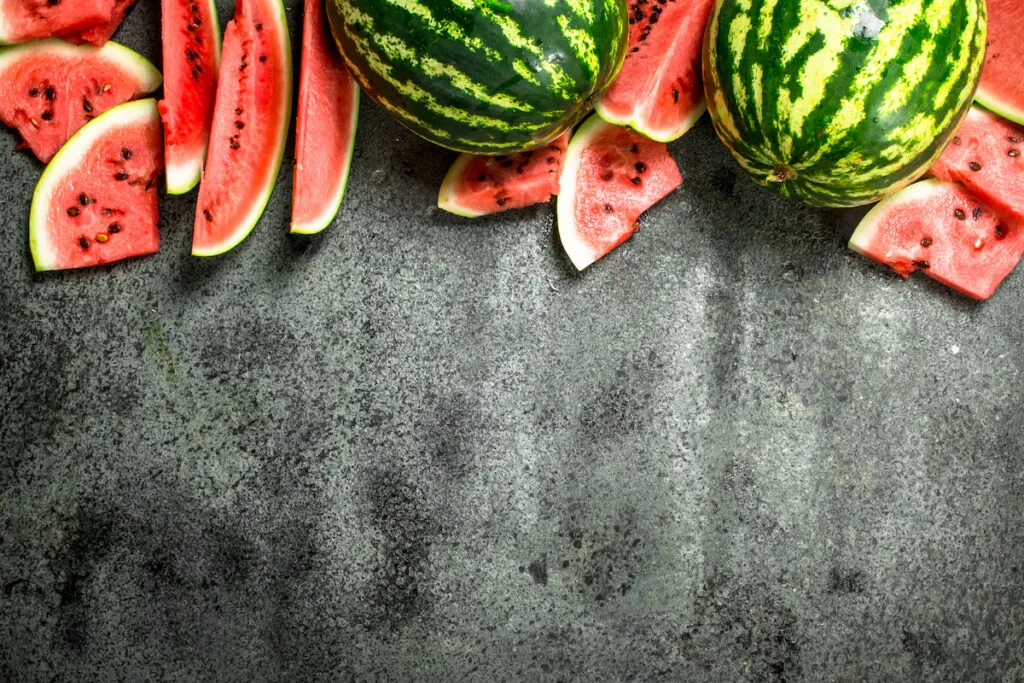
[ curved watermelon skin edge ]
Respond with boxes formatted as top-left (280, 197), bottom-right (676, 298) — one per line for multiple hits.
top-left (437, 152), bottom-right (487, 219)
top-left (192, 0), bottom-right (293, 257)
top-left (0, 38), bottom-right (163, 92)
top-left (29, 98), bottom-right (160, 271)
top-left (290, 84), bottom-right (359, 234)
top-left (974, 89), bottom-right (1024, 128)
top-left (596, 97), bottom-right (707, 143)
top-left (162, 0), bottom-right (222, 196)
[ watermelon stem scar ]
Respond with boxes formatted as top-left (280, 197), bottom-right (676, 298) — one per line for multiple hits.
top-left (768, 165), bottom-right (795, 183)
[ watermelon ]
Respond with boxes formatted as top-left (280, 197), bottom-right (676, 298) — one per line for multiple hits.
top-left (0, 38), bottom-right (162, 163)
top-left (849, 178), bottom-right (1024, 300)
top-left (29, 98), bottom-right (163, 271)
top-left (291, 0), bottom-right (359, 235)
top-left (972, 0), bottom-right (1024, 125)
top-left (72, 0), bottom-right (136, 47)
top-left (437, 131), bottom-right (570, 218)
top-left (557, 114), bottom-right (682, 270)
top-left (158, 0), bottom-right (221, 195)
top-left (0, 0), bottom-right (111, 44)
top-left (929, 105), bottom-right (1024, 224)
top-left (192, 0), bottom-right (292, 256)
top-left (325, 0), bottom-right (629, 154)
top-left (702, 0), bottom-right (987, 207)
top-left (595, 0), bottom-right (715, 142)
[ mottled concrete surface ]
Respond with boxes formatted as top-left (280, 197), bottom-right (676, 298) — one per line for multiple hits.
top-left (1, 3), bottom-right (1023, 681)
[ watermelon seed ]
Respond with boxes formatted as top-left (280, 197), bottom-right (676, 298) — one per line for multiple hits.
top-left (44, 87), bottom-right (55, 101)
top-left (601, 171), bottom-right (614, 181)
top-left (235, 108), bottom-right (243, 115)
top-left (115, 172), bottom-right (128, 181)
top-left (635, 162), bottom-right (647, 173)
top-left (66, 207), bottom-right (80, 217)
top-left (95, 233), bottom-right (108, 243)
top-left (996, 225), bottom-right (1005, 240)
top-left (79, 237), bottom-right (89, 249)
top-left (203, 209), bottom-right (213, 222)
top-left (1010, 136), bottom-right (1020, 143)
top-left (28, 88), bottom-right (38, 97)
top-left (631, 177), bottom-right (642, 185)
top-left (145, 180), bottom-right (153, 191)
top-left (912, 260), bottom-right (930, 269)
top-left (193, 17), bottom-right (201, 26)
top-left (83, 99), bottom-right (93, 113)
top-left (972, 207), bottom-right (983, 219)
top-left (920, 237), bottom-right (932, 247)
top-left (239, 63), bottom-right (248, 71)
top-left (235, 121), bottom-right (245, 129)
top-left (546, 156), bottom-right (555, 164)
top-left (78, 194), bottom-right (90, 206)
top-left (47, 0), bottom-right (60, 5)
top-left (671, 88), bottom-right (679, 103)
top-left (952, 136), bottom-right (961, 145)
top-left (256, 23), bottom-right (263, 31)
top-left (108, 223), bottom-right (121, 233)
top-left (954, 208), bottom-right (966, 220)
top-left (229, 138), bottom-right (240, 150)
top-left (969, 161), bottom-right (982, 171)
top-left (102, 209), bottom-right (113, 216)
top-left (604, 204), bottom-right (613, 213)
top-left (1009, 149), bottom-right (1020, 158)
top-left (29, 118), bottom-right (39, 129)
top-left (191, 69), bottom-right (199, 80)
top-left (102, 84), bottom-right (111, 93)
top-left (477, 174), bottom-right (486, 182)
top-left (496, 197), bottom-right (507, 206)
top-left (629, 143), bottom-right (639, 153)
top-left (259, 55), bottom-right (267, 63)
top-left (121, 148), bottom-right (132, 160)
top-left (41, 111), bottom-right (53, 121)
top-left (186, 49), bottom-right (197, 62)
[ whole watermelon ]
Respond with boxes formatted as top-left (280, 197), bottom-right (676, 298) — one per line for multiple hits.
top-left (326, 0), bottom-right (628, 154)
top-left (703, 0), bottom-right (987, 207)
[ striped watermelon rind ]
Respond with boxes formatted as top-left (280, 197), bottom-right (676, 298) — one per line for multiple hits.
top-left (703, 0), bottom-right (987, 208)
top-left (326, 0), bottom-right (629, 154)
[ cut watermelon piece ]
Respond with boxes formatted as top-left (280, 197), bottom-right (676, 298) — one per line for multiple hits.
top-left (29, 98), bottom-right (162, 271)
top-left (557, 115), bottom-right (682, 270)
top-left (973, 0), bottom-right (1024, 125)
top-left (291, 0), bottom-right (358, 234)
top-left (595, 0), bottom-right (715, 142)
top-left (849, 179), bottom-right (1024, 300)
top-left (437, 131), bottom-right (570, 218)
top-left (930, 105), bottom-right (1024, 224)
top-left (192, 0), bottom-right (292, 256)
top-left (0, 0), bottom-right (111, 44)
top-left (159, 0), bottom-right (221, 195)
top-left (71, 0), bottom-right (137, 47)
top-left (0, 38), bottom-right (161, 163)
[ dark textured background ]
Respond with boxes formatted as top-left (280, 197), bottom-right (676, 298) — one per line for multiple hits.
top-left (2, 2), bottom-right (1023, 681)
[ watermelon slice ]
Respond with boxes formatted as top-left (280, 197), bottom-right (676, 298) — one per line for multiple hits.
top-left (973, 0), bottom-right (1024, 125)
top-left (0, 0), bottom-right (111, 44)
top-left (849, 179), bottom-right (1024, 300)
top-left (192, 0), bottom-right (292, 256)
top-left (159, 0), bottom-right (221, 195)
top-left (29, 98), bottom-right (163, 271)
top-left (930, 105), bottom-right (1024, 224)
top-left (70, 0), bottom-right (136, 46)
top-left (290, 0), bottom-right (358, 234)
top-left (437, 131), bottom-right (570, 218)
top-left (557, 115), bottom-right (682, 270)
top-left (595, 0), bottom-right (715, 142)
top-left (0, 38), bottom-right (161, 163)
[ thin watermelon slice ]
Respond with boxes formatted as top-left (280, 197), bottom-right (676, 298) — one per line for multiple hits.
top-left (437, 131), bottom-right (570, 218)
top-left (930, 105), bottom-right (1024, 224)
top-left (973, 0), bottom-right (1024, 125)
top-left (192, 0), bottom-right (292, 256)
top-left (0, 0), bottom-right (111, 44)
top-left (595, 0), bottom-right (715, 142)
top-left (159, 0), bottom-right (221, 195)
top-left (291, 0), bottom-right (358, 234)
top-left (557, 115), bottom-right (682, 270)
top-left (849, 179), bottom-right (1024, 301)
top-left (0, 38), bottom-right (161, 163)
top-left (70, 0), bottom-right (136, 46)
top-left (30, 98), bottom-right (163, 271)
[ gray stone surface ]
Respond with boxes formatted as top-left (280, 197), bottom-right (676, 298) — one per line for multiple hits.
top-left (1, 2), bottom-right (1023, 681)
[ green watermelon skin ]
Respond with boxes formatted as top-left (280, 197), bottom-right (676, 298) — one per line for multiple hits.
top-left (703, 0), bottom-right (987, 208)
top-left (326, 0), bottom-right (628, 154)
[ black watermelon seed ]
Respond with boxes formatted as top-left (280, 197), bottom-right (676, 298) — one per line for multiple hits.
top-left (920, 237), bottom-right (932, 247)
top-left (79, 237), bottom-right (89, 249)
top-left (83, 99), bottom-right (93, 113)
top-left (912, 260), bottom-right (930, 269)
top-left (629, 143), bottom-right (639, 153)
top-left (28, 88), bottom-right (38, 97)
top-left (671, 88), bottom-right (679, 103)
top-left (259, 55), bottom-right (267, 62)
top-left (67, 207), bottom-right (80, 217)
top-left (601, 171), bottom-right (614, 181)
top-left (235, 108), bottom-right (243, 115)
top-left (954, 208), bottom-right (966, 220)
top-left (229, 138), bottom-right (240, 149)
top-left (108, 223), bottom-right (121, 233)
top-left (547, 156), bottom-right (556, 164)
top-left (41, 111), bottom-right (53, 121)
top-left (969, 161), bottom-right (982, 171)
top-left (203, 209), bottom-right (213, 221)
top-left (121, 148), bottom-right (132, 159)
top-left (256, 23), bottom-right (263, 30)
top-left (1010, 149), bottom-right (1021, 158)
top-left (630, 176), bottom-right (642, 185)
top-left (972, 207), bottom-right (983, 219)
top-left (78, 194), bottom-right (89, 206)
top-left (1010, 136), bottom-right (1020, 143)
top-left (604, 204), bottom-right (613, 213)
top-left (996, 225), bottom-right (1006, 239)
top-left (235, 121), bottom-right (244, 129)
top-left (952, 136), bottom-right (961, 145)
top-left (48, 0), bottom-right (60, 5)
top-left (496, 197), bottom-right (507, 206)
top-left (102, 208), bottom-right (113, 216)
top-left (239, 63), bottom-right (247, 71)
top-left (635, 162), bottom-right (647, 173)
top-left (45, 87), bottom-right (55, 101)
top-left (115, 172), bottom-right (128, 181)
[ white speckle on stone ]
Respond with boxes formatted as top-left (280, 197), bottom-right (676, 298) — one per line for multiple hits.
top-left (951, 344), bottom-right (960, 355)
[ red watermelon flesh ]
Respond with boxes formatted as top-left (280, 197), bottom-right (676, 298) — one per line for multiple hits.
top-left (0, 0), bottom-right (111, 44)
top-left (557, 115), bottom-right (682, 270)
top-left (849, 179), bottom-right (1024, 300)
top-left (930, 105), bottom-right (1024, 224)
top-left (595, 0), bottom-right (715, 142)
top-left (159, 0), bottom-right (221, 194)
top-left (291, 0), bottom-right (358, 234)
top-left (437, 131), bottom-right (570, 218)
top-left (0, 39), bottom-right (162, 163)
top-left (29, 98), bottom-right (163, 271)
top-left (71, 0), bottom-right (137, 47)
top-left (193, 0), bottom-right (292, 256)
top-left (973, 0), bottom-right (1024, 125)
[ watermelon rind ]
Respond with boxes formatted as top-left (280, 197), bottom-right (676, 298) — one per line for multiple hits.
top-left (848, 180), bottom-right (940, 262)
top-left (290, 91), bottom-right (357, 234)
top-left (437, 153), bottom-right (486, 219)
top-left (162, 0), bottom-right (222, 196)
top-left (0, 37), bottom-right (162, 94)
top-left (192, 0), bottom-right (293, 257)
top-left (975, 87), bottom-right (1024, 128)
top-left (29, 98), bottom-right (159, 271)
